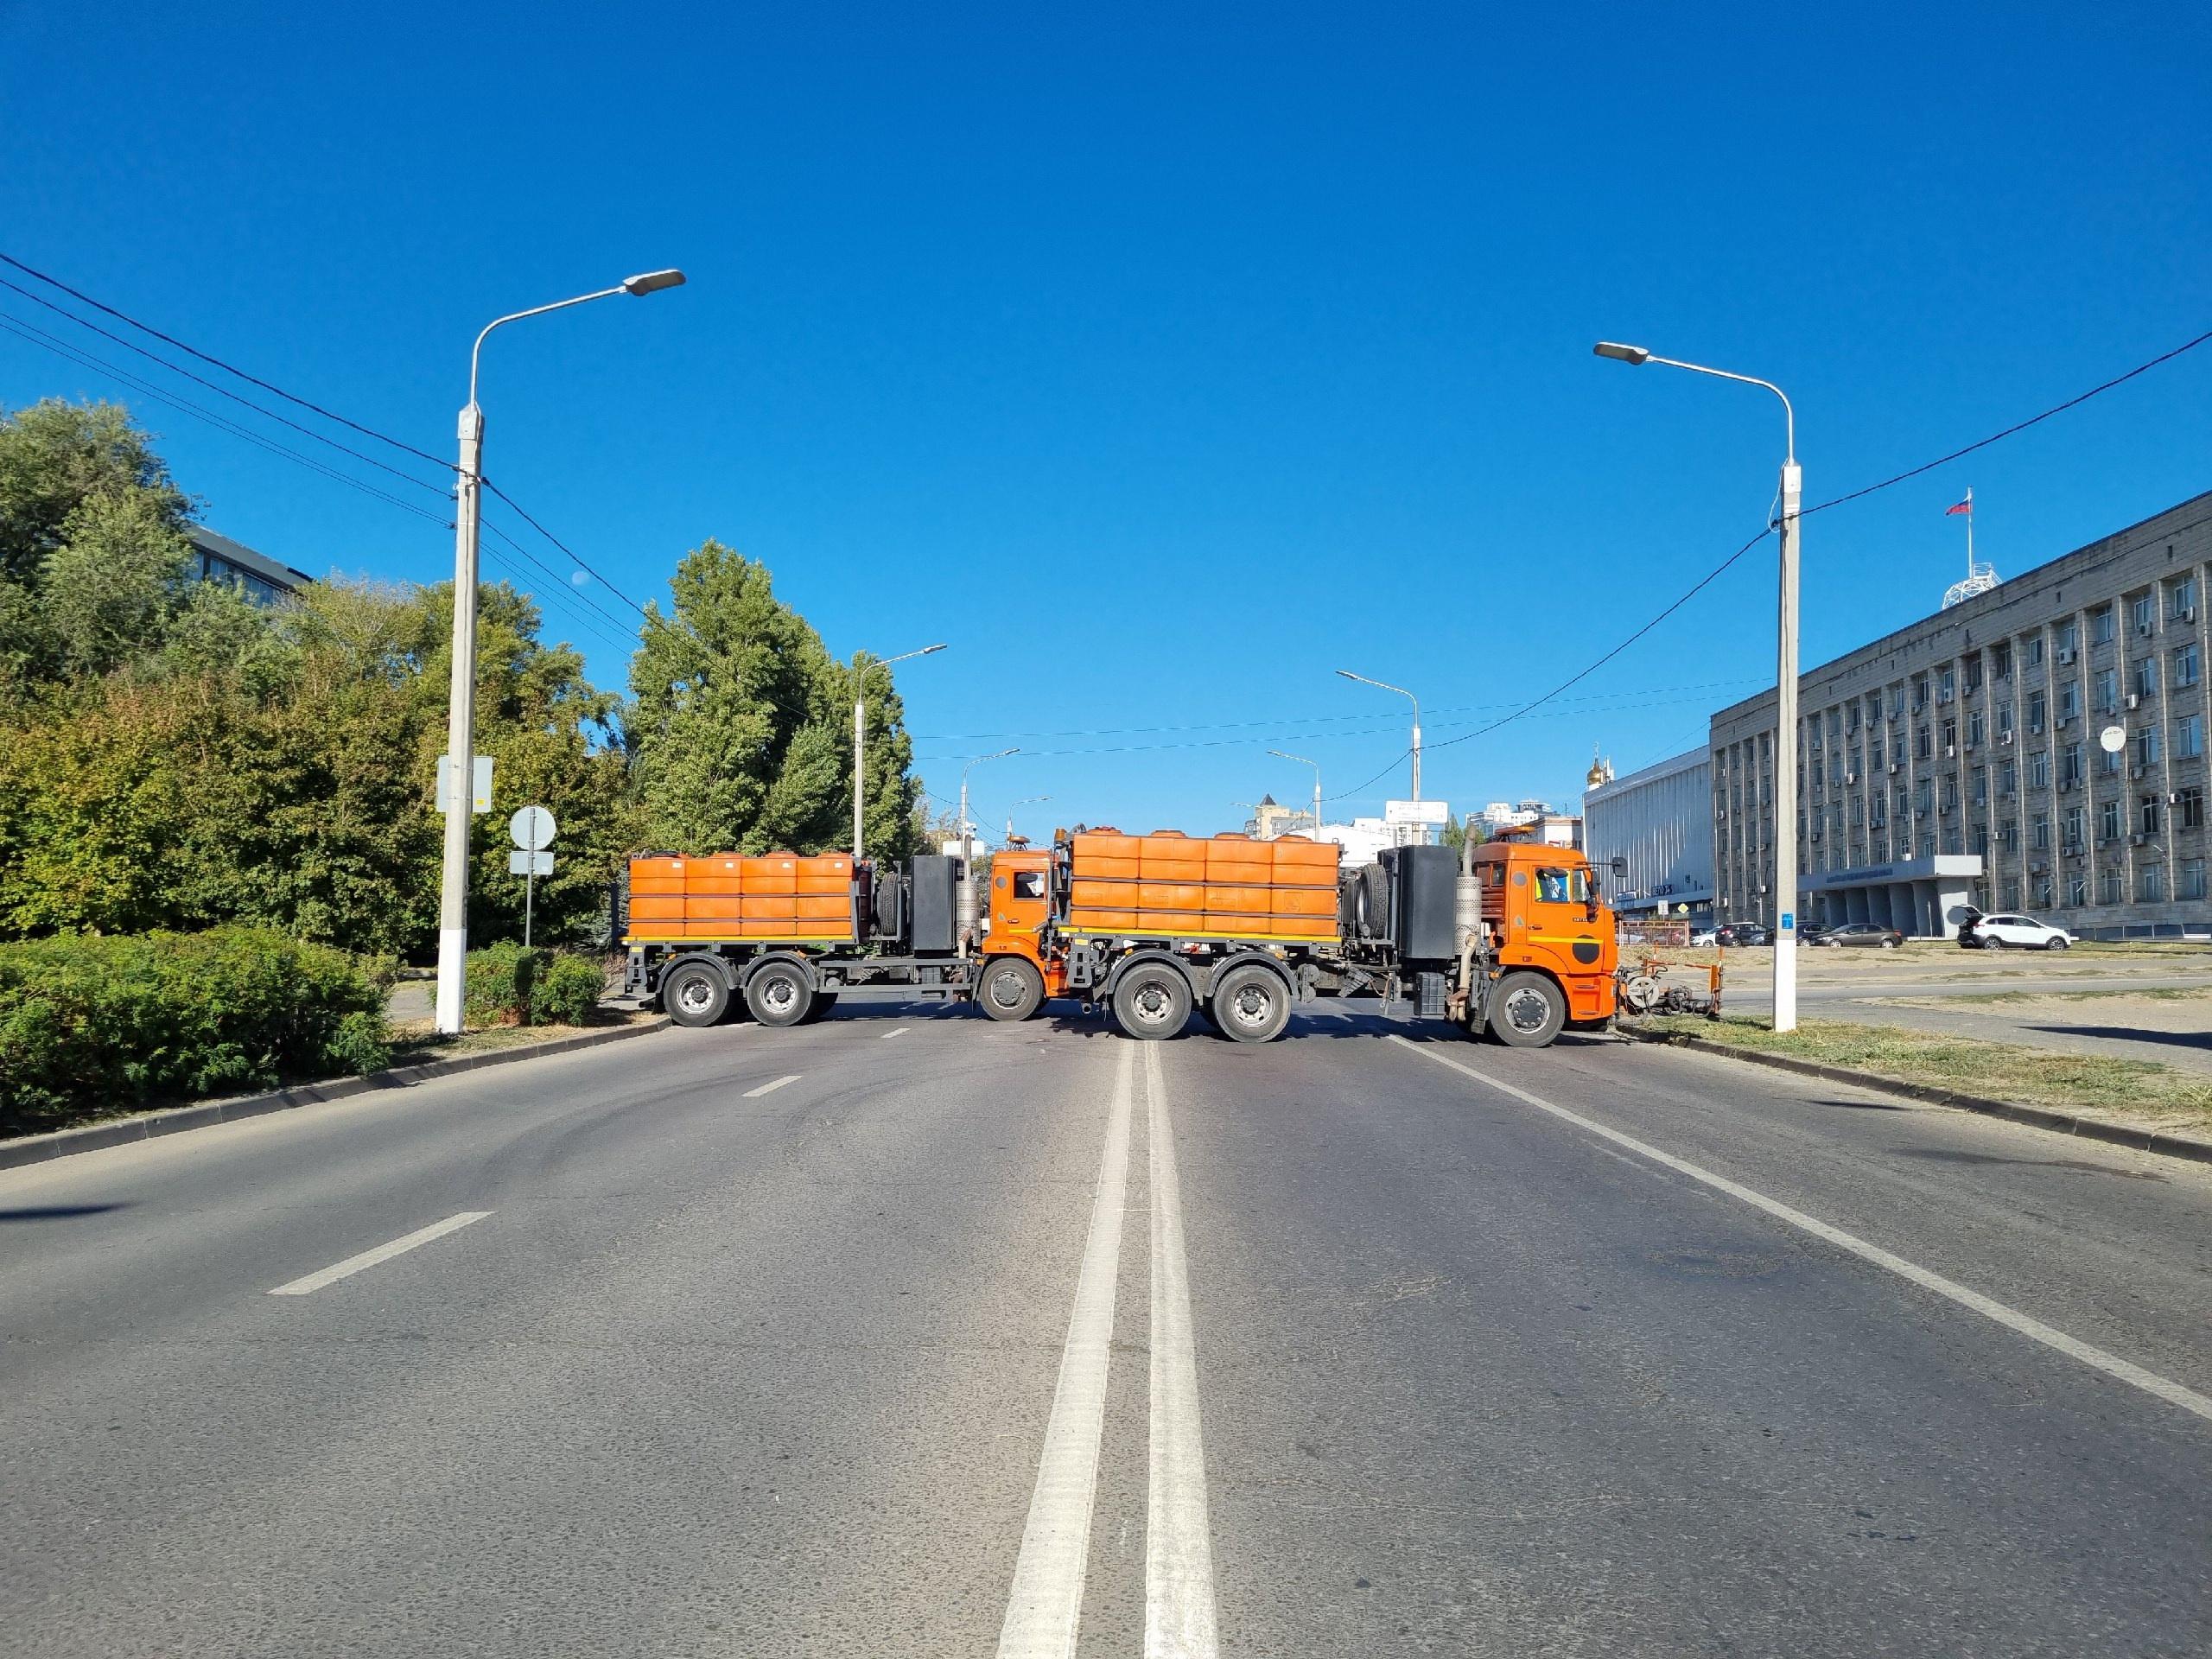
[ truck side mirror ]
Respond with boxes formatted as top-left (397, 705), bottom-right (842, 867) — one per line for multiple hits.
top-left (1611, 857), bottom-right (1628, 876)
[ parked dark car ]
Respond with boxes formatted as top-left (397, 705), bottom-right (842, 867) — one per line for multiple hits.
top-left (1716, 922), bottom-right (1771, 946)
top-left (1797, 921), bottom-right (1830, 947)
top-left (1813, 921), bottom-right (1905, 949)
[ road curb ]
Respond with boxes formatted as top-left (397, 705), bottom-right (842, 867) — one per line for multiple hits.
top-left (0, 1017), bottom-right (671, 1174)
top-left (1618, 1025), bottom-right (2212, 1166)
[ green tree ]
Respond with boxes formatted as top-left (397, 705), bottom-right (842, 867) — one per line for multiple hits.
top-left (629, 540), bottom-right (920, 859)
top-left (0, 398), bottom-right (191, 585)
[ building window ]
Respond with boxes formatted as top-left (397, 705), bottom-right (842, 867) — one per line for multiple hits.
top-left (1997, 699), bottom-right (2013, 737)
top-left (2030, 749), bottom-right (2050, 789)
top-left (2059, 681), bottom-right (2080, 721)
top-left (1970, 823), bottom-right (1989, 856)
top-left (1939, 667), bottom-right (1955, 702)
top-left (2036, 874), bottom-right (2054, 908)
top-left (1920, 835), bottom-right (1936, 860)
top-left (2063, 741), bottom-right (2084, 785)
top-left (1999, 819), bottom-right (2018, 851)
top-left (1966, 710), bottom-right (1984, 747)
top-left (1942, 775), bottom-right (1960, 810)
top-left (1965, 655), bottom-right (1985, 694)
top-left (2138, 727), bottom-right (2163, 768)
top-left (1971, 766), bottom-right (1988, 804)
top-left (1916, 724), bottom-right (1932, 760)
top-left (1915, 779), bottom-right (1933, 816)
top-left (2180, 786), bottom-right (2206, 830)
top-left (2032, 813), bottom-right (2051, 849)
top-left (2172, 575), bottom-right (2199, 620)
top-left (2141, 794), bottom-right (2164, 835)
top-left (2064, 805), bottom-right (2086, 849)
top-left (2057, 621), bottom-right (2079, 657)
top-left (2133, 593), bottom-right (2157, 636)
top-left (2101, 742), bottom-right (2120, 777)
top-left (1993, 642), bottom-right (2012, 680)
top-left (1942, 718), bottom-right (1958, 753)
top-left (2101, 799), bottom-right (2122, 842)
top-left (1943, 826), bottom-right (1963, 855)
top-left (2099, 866), bottom-right (2124, 906)
top-left (2133, 658), bottom-right (2158, 700)
top-left (2066, 869), bottom-right (2086, 907)
top-left (1913, 677), bottom-right (1929, 713)
top-left (2029, 689), bottom-right (2047, 732)
top-left (2182, 858), bottom-right (2208, 902)
top-left (2092, 606), bottom-right (2116, 645)
top-left (2095, 668), bottom-right (2119, 713)
top-left (2030, 635), bottom-right (2046, 666)
top-left (2140, 865), bottom-right (2164, 904)
top-left (2177, 642), bottom-right (2202, 689)
top-left (2177, 714), bottom-right (2204, 760)
top-left (1999, 759), bottom-right (2016, 794)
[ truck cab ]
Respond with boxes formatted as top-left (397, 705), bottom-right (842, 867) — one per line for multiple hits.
top-left (1474, 833), bottom-right (1618, 1032)
top-left (973, 847), bottom-right (1067, 1020)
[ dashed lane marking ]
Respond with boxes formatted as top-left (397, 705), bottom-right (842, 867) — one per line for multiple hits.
top-left (743, 1075), bottom-right (801, 1098)
top-left (1390, 1035), bottom-right (2212, 1426)
top-left (267, 1211), bottom-right (492, 1297)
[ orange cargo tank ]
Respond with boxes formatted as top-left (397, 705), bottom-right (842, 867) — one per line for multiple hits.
top-left (626, 852), bottom-right (857, 944)
top-left (1063, 830), bottom-right (1340, 943)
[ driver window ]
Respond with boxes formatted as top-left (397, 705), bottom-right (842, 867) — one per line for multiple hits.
top-left (1533, 867), bottom-right (1587, 904)
top-left (1012, 870), bottom-right (1046, 899)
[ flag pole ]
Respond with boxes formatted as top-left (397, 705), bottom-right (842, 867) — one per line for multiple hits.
top-left (1964, 485), bottom-right (1974, 573)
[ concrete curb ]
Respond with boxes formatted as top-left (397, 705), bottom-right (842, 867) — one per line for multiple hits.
top-left (1619, 1024), bottom-right (2212, 1166)
top-left (0, 1017), bottom-right (671, 1174)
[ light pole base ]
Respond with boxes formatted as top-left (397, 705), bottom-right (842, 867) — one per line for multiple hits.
top-left (435, 926), bottom-right (468, 1034)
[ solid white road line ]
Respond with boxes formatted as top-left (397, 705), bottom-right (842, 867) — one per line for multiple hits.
top-left (1143, 1043), bottom-right (1221, 1659)
top-left (882, 1027), bottom-right (911, 1039)
top-left (1391, 1035), bottom-right (2212, 1426)
top-left (996, 1042), bottom-right (1137, 1658)
top-left (742, 1074), bottom-right (801, 1098)
top-left (267, 1211), bottom-right (492, 1297)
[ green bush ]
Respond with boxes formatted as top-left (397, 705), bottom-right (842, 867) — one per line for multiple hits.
top-left (531, 954), bottom-right (606, 1027)
top-left (463, 942), bottom-right (542, 1027)
top-left (462, 944), bottom-right (604, 1027)
top-left (0, 926), bottom-right (389, 1137)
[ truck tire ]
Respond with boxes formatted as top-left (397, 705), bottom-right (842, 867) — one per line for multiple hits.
top-left (1488, 970), bottom-right (1566, 1048)
top-left (745, 959), bottom-right (814, 1027)
top-left (1112, 961), bottom-right (1192, 1040)
top-left (662, 962), bottom-right (730, 1028)
top-left (1211, 962), bottom-right (1291, 1043)
top-left (979, 957), bottom-right (1045, 1022)
top-left (795, 992), bottom-right (839, 1025)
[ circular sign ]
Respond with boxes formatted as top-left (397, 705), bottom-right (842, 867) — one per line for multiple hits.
top-left (509, 804), bottom-right (557, 851)
top-left (2098, 724), bottom-right (2127, 755)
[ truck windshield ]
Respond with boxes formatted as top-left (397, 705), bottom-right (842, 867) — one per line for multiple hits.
top-left (1534, 867), bottom-right (1589, 904)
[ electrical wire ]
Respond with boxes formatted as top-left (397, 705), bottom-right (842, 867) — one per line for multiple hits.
top-left (0, 248), bottom-right (454, 472)
top-left (479, 478), bottom-right (649, 618)
top-left (0, 273), bottom-right (452, 498)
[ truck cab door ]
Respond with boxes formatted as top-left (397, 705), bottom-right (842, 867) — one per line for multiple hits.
top-left (994, 856), bottom-right (1050, 939)
top-left (1522, 863), bottom-right (1611, 1011)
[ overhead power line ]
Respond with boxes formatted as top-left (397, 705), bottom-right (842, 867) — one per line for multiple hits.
top-left (0, 249), bottom-right (454, 472)
top-left (480, 478), bottom-right (648, 618)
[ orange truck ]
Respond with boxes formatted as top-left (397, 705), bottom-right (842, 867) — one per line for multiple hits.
top-left (619, 822), bottom-right (1617, 1046)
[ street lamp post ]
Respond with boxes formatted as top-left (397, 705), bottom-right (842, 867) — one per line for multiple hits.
top-left (1593, 340), bottom-right (1801, 1032)
top-left (1004, 796), bottom-right (1052, 843)
top-left (1268, 748), bottom-right (1323, 836)
top-left (852, 644), bottom-right (946, 861)
top-left (1336, 670), bottom-right (1422, 800)
top-left (433, 269), bottom-right (685, 1035)
top-left (957, 748), bottom-right (1019, 944)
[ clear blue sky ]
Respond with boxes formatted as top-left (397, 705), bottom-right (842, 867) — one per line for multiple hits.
top-left (3, 4), bottom-right (2206, 843)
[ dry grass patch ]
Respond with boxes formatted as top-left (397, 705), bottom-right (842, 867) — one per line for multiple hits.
top-left (1641, 1014), bottom-right (2212, 1135)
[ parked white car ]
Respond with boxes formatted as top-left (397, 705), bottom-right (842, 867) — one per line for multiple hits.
top-left (1690, 925), bottom-right (1720, 946)
top-left (1965, 912), bottom-right (2075, 950)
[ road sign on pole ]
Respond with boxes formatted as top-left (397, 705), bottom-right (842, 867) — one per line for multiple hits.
top-left (507, 806), bottom-right (557, 946)
top-left (435, 755), bottom-right (494, 814)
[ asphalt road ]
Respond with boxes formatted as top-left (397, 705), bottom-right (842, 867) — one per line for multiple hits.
top-left (3, 1001), bottom-right (2209, 1656)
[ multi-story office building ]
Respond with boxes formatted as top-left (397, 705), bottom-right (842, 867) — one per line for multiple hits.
top-left (1712, 489), bottom-right (2211, 938)
top-left (187, 526), bottom-right (312, 604)
top-left (1584, 747), bottom-right (1713, 922)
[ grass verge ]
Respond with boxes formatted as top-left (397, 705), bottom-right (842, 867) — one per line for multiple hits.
top-left (383, 1007), bottom-right (656, 1068)
top-left (1639, 1014), bottom-right (2212, 1135)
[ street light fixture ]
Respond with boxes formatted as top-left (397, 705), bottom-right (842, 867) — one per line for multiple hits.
top-left (1004, 796), bottom-right (1052, 843)
top-left (1594, 339), bottom-right (1801, 1032)
top-left (1268, 748), bottom-right (1323, 836)
top-left (1337, 669), bottom-right (1422, 800)
top-left (434, 268), bottom-right (686, 1035)
top-left (957, 748), bottom-right (1019, 944)
top-left (852, 644), bottom-right (946, 861)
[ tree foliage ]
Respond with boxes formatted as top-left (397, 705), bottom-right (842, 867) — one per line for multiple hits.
top-left (630, 539), bottom-right (919, 858)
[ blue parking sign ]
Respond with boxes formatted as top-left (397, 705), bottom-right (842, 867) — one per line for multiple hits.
top-left (1781, 912), bottom-right (1795, 929)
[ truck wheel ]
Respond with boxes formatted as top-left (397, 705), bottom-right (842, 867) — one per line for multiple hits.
top-left (979, 957), bottom-right (1045, 1022)
top-left (1112, 962), bottom-right (1192, 1040)
top-left (1488, 971), bottom-right (1566, 1048)
top-left (662, 962), bottom-right (730, 1028)
top-left (1211, 963), bottom-right (1291, 1043)
top-left (746, 960), bottom-right (814, 1027)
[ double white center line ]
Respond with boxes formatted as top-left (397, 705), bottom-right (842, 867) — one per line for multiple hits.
top-left (996, 1042), bottom-right (1219, 1659)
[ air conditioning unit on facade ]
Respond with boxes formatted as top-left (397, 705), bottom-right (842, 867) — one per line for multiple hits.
top-left (1946, 744), bottom-right (1958, 758)
top-left (1939, 690), bottom-right (1955, 704)
top-left (2131, 832), bottom-right (2149, 846)
top-left (1888, 760), bottom-right (1901, 773)
top-left (2057, 647), bottom-right (2077, 664)
top-left (2000, 730), bottom-right (2015, 745)
top-left (2061, 779), bottom-right (2075, 792)
top-left (2179, 606), bottom-right (2196, 624)
top-left (2057, 714), bottom-right (2074, 728)
top-left (2139, 621), bottom-right (2155, 638)
top-left (2127, 693), bottom-right (2140, 709)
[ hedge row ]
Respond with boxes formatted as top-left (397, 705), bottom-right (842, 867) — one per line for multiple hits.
top-left (0, 927), bottom-right (391, 1137)
top-left (463, 944), bottom-right (606, 1028)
